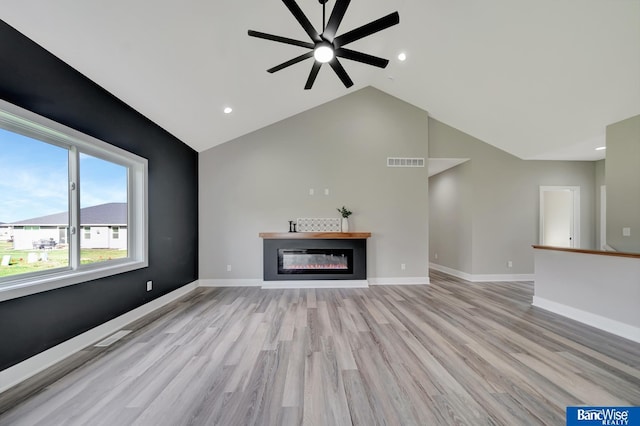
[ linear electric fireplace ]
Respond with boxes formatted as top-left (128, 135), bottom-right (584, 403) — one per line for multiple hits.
top-left (261, 234), bottom-right (368, 281)
top-left (279, 248), bottom-right (353, 275)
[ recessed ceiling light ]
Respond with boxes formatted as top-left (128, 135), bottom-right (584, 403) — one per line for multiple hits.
top-left (223, 107), bottom-right (233, 114)
top-left (595, 146), bottom-right (606, 151)
top-left (398, 52), bottom-right (407, 61)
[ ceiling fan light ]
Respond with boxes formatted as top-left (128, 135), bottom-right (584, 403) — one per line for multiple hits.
top-left (314, 44), bottom-right (334, 63)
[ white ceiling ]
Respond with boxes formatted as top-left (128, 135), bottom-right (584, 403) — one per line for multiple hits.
top-left (1, 0), bottom-right (638, 161)
top-left (428, 158), bottom-right (469, 177)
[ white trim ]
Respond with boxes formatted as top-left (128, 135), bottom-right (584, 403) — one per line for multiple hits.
top-left (0, 280), bottom-right (198, 394)
top-left (199, 278), bottom-right (430, 288)
top-left (429, 263), bottom-right (534, 282)
top-left (94, 330), bottom-right (132, 347)
top-left (0, 261), bottom-right (148, 303)
top-left (533, 296), bottom-right (640, 343)
top-left (261, 280), bottom-right (369, 289)
top-left (198, 278), bottom-right (262, 287)
top-left (467, 273), bottom-right (535, 282)
top-left (429, 263), bottom-right (474, 280)
top-left (368, 277), bottom-right (429, 285)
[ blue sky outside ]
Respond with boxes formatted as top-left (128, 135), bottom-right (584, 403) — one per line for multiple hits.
top-left (0, 128), bottom-right (127, 223)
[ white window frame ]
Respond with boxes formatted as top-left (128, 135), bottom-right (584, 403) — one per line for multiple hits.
top-left (0, 99), bottom-right (148, 302)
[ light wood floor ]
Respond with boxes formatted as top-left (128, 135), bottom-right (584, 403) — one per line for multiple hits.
top-left (1, 271), bottom-right (639, 425)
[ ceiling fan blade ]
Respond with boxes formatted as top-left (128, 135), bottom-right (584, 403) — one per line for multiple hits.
top-left (329, 58), bottom-right (354, 88)
top-left (248, 30), bottom-right (315, 49)
top-left (323, 0), bottom-right (351, 41)
top-left (335, 48), bottom-right (389, 68)
top-left (304, 62), bottom-right (322, 90)
top-left (268, 51), bottom-right (314, 73)
top-left (282, 0), bottom-right (322, 43)
top-left (334, 12), bottom-right (399, 48)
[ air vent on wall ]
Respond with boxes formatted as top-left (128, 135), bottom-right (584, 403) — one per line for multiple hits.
top-left (387, 157), bottom-right (425, 167)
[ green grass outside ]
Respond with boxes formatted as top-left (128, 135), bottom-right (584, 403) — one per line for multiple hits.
top-left (0, 240), bottom-right (127, 278)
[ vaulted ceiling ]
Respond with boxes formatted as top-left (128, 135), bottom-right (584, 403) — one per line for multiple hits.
top-left (1, 0), bottom-right (638, 160)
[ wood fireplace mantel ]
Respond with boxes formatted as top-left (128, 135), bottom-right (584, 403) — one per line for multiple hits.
top-left (259, 232), bottom-right (371, 239)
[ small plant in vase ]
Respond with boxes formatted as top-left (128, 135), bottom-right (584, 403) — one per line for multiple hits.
top-left (337, 206), bottom-right (352, 232)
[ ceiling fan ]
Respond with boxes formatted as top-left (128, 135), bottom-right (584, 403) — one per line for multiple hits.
top-left (248, 0), bottom-right (400, 90)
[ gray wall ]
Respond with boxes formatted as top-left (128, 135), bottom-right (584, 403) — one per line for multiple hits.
top-left (199, 87), bottom-right (429, 281)
top-left (606, 114), bottom-right (640, 252)
top-left (429, 119), bottom-right (597, 275)
top-left (429, 162), bottom-right (472, 273)
top-left (534, 249), bottom-right (640, 337)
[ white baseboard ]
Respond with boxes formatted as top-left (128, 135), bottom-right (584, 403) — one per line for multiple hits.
top-left (0, 280), bottom-right (198, 394)
top-left (468, 273), bottom-right (534, 282)
top-left (429, 263), bottom-right (534, 282)
top-left (261, 280), bottom-right (369, 289)
top-left (198, 279), bottom-right (262, 287)
top-left (532, 296), bottom-right (640, 343)
top-left (200, 277), bottom-right (430, 288)
top-left (368, 277), bottom-right (430, 285)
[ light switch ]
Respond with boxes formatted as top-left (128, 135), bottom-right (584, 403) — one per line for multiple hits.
top-left (623, 227), bottom-right (631, 237)
top-left (309, 188), bottom-right (314, 195)
top-left (324, 188), bottom-right (329, 196)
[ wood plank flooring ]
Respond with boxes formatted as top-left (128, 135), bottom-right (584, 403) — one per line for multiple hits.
top-left (1, 270), bottom-right (639, 425)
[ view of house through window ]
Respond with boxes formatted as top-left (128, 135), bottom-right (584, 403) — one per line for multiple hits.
top-left (80, 153), bottom-right (128, 264)
top-left (0, 129), bottom-right (129, 279)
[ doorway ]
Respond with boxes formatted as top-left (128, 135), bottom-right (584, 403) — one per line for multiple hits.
top-left (539, 186), bottom-right (580, 248)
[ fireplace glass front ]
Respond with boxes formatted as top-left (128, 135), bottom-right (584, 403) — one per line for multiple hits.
top-left (278, 248), bottom-right (353, 275)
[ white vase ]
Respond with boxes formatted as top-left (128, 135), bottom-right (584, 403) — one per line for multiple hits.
top-left (341, 217), bottom-right (349, 233)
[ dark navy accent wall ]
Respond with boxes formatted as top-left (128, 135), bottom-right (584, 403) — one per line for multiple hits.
top-left (0, 20), bottom-right (199, 371)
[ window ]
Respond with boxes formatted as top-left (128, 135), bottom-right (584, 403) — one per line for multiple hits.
top-left (0, 99), bottom-right (148, 302)
top-left (80, 153), bottom-right (127, 264)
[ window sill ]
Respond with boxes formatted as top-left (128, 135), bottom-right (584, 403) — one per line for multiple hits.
top-left (0, 260), bottom-right (148, 303)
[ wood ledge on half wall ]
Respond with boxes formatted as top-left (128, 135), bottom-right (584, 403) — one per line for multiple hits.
top-left (532, 245), bottom-right (640, 259)
top-left (259, 232), bottom-right (371, 239)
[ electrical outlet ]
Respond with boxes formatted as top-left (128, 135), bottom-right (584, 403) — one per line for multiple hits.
top-left (309, 188), bottom-right (314, 195)
top-left (226, 264), bottom-right (232, 272)
top-left (507, 261), bottom-right (513, 268)
top-left (401, 263), bottom-right (406, 270)
top-left (146, 281), bottom-right (152, 291)
top-left (324, 188), bottom-right (329, 195)
top-left (434, 253), bottom-right (438, 260)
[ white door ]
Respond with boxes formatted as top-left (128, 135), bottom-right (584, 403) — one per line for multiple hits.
top-left (539, 186), bottom-right (580, 248)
